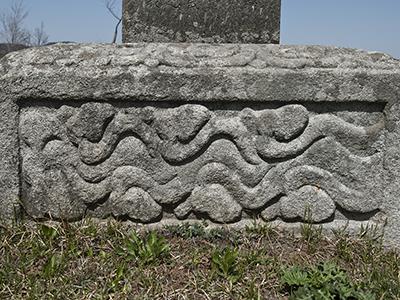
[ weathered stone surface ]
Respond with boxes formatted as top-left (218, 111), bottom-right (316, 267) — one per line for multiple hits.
top-left (280, 185), bottom-right (335, 223)
top-left (2, 43), bottom-right (399, 102)
top-left (0, 98), bottom-right (20, 221)
top-left (17, 102), bottom-right (386, 224)
top-left (123, 0), bottom-right (281, 43)
top-left (1, 43), bottom-right (400, 246)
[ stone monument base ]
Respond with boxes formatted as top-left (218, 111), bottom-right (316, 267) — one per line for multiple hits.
top-left (1, 43), bottom-right (400, 246)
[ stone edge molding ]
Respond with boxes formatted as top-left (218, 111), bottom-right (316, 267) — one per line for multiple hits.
top-left (1, 43), bottom-right (400, 247)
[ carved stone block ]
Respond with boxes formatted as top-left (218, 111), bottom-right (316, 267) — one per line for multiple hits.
top-left (1, 43), bottom-right (400, 246)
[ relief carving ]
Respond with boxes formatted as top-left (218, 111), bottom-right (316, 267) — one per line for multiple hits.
top-left (19, 103), bottom-right (386, 223)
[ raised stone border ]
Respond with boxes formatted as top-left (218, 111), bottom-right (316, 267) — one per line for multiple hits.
top-left (1, 43), bottom-right (400, 246)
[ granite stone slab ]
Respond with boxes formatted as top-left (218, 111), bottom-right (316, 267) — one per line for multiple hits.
top-left (1, 43), bottom-right (400, 247)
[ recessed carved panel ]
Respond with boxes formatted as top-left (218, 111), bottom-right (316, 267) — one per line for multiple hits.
top-left (19, 102), bottom-right (386, 223)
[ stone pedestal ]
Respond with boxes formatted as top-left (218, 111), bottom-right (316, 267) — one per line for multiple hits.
top-left (1, 43), bottom-right (400, 246)
top-left (122, 0), bottom-right (281, 43)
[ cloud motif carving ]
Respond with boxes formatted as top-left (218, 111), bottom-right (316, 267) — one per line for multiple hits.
top-left (19, 103), bottom-right (385, 223)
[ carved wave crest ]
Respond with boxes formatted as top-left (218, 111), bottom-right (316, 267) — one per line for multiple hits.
top-left (19, 102), bottom-right (386, 223)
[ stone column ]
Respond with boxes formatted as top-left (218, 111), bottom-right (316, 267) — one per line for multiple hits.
top-left (122, 0), bottom-right (281, 43)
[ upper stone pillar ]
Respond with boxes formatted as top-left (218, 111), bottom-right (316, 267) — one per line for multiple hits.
top-left (122, 0), bottom-right (281, 43)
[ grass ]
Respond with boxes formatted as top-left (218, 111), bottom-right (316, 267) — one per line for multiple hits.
top-left (0, 219), bottom-right (399, 299)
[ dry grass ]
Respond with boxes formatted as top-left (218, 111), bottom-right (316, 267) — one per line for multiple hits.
top-left (0, 220), bottom-right (399, 299)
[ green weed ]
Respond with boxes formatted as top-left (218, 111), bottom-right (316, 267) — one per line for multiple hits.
top-left (281, 261), bottom-right (376, 299)
top-left (211, 247), bottom-right (242, 283)
top-left (117, 231), bottom-right (170, 265)
top-left (299, 208), bottom-right (323, 253)
top-left (43, 253), bottom-right (64, 278)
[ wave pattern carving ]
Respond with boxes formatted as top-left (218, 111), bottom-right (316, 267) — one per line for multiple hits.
top-left (19, 103), bottom-right (386, 223)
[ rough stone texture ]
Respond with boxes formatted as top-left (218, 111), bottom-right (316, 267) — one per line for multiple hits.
top-left (18, 102), bottom-right (386, 224)
top-left (1, 43), bottom-right (400, 246)
top-left (122, 0), bottom-right (281, 43)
